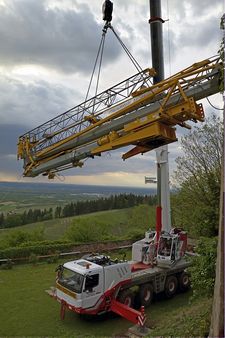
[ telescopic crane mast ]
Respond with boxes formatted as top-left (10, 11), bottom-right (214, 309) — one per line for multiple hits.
top-left (149, 0), bottom-right (171, 233)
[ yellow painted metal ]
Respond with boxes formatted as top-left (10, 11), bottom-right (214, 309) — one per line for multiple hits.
top-left (17, 138), bottom-right (24, 160)
top-left (84, 115), bottom-right (100, 124)
top-left (25, 58), bottom-right (219, 162)
top-left (56, 282), bottom-right (77, 299)
top-left (18, 56), bottom-right (221, 176)
top-left (91, 122), bottom-right (177, 155)
top-left (124, 98), bottom-right (203, 133)
top-left (97, 131), bottom-right (119, 146)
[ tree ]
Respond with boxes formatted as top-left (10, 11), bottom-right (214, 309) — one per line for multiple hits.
top-left (4, 214), bottom-right (23, 228)
top-left (172, 114), bottom-right (223, 237)
top-left (189, 237), bottom-right (217, 299)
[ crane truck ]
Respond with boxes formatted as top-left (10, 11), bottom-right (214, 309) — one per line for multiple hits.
top-left (46, 227), bottom-right (190, 324)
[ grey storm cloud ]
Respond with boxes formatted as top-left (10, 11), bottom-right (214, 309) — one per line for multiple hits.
top-left (175, 15), bottom-right (222, 49)
top-left (0, 124), bottom-right (25, 175)
top-left (169, 0), bottom-right (222, 19)
top-left (0, 0), bottom-right (122, 73)
top-left (72, 149), bottom-right (157, 176)
top-left (0, 76), bottom-right (82, 128)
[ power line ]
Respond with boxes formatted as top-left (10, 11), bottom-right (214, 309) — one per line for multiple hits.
top-left (206, 97), bottom-right (224, 111)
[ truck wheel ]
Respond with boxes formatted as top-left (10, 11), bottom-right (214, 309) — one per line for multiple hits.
top-left (117, 289), bottom-right (134, 307)
top-left (165, 276), bottom-right (178, 298)
top-left (179, 272), bottom-right (190, 291)
top-left (139, 283), bottom-right (153, 307)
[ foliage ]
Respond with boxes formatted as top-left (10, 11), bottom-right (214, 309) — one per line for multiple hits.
top-left (65, 218), bottom-right (111, 243)
top-left (172, 114), bottom-right (223, 237)
top-left (189, 237), bottom-right (217, 299)
top-left (65, 204), bottom-right (156, 244)
top-left (0, 208), bottom-right (53, 229)
top-left (0, 193), bottom-right (157, 230)
top-left (0, 205), bottom-right (157, 259)
top-left (0, 227), bottom-right (45, 249)
top-left (128, 204), bottom-right (155, 230)
top-left (60, 193), bottom-right (156, 218)
top-left (0, 241), bottom-right (74, 259)
top-left (150, 296), bottom-right (212, 338)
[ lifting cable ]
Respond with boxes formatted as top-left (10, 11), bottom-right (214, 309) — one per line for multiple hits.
top-left (110, 25), bottom-right (143, 74)
top-left (84, 30), bottom-right (106, 104)
top-left (84, 22), bottom-right (149, 107)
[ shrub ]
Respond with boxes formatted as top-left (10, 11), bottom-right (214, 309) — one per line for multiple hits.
top-left (3, 227), bottom-right (45, 248)
top-left (0, 241), bottom-right (74, 259)
top-left (65, 218), bottom-right (108, 243)
top-left (189, 237), bottom-right (217, 299)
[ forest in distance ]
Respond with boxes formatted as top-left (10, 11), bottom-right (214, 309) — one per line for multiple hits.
top-left (0, 193), bottom-right (157, 229)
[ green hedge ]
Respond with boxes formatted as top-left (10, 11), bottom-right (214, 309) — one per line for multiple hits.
top-left (0, 239), bottom-right (132, 260)
top-left (0, 242), bottom-right (75, 259)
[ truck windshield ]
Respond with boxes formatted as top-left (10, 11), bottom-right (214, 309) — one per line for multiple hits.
top-left (58, 268), bottom-right (84, 293)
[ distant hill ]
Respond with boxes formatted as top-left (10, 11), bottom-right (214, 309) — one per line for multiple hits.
top-left (0, 181), bottom-right (156, 196)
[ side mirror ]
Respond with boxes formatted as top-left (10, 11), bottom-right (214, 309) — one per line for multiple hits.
top-left (85, 288), bottom-right (93, 293)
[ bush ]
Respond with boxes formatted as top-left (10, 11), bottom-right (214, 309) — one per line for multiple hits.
top-left (65, 218), bottom-right (109, 243)
top-left (2, 228), bottom-right (45, 248)
top-left (0, 241), bottom-right (74, 259)
top-left (189, 237), bottom-right (217, 299)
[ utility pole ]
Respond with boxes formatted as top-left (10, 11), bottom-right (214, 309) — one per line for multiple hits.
top-left (149, 0), bottom-right (171, 234)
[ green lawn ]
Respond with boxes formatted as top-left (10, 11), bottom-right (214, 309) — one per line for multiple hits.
top-left (0, 262), bottom-right (212, 337)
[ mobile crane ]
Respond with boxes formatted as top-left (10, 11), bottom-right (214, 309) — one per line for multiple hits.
top-left (46, 228), bottom-right (189, 326)
top-left (17, 0), bottom-right (222, 329)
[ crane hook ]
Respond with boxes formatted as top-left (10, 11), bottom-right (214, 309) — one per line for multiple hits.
top-left (102, 0), bottom-right (113, 24)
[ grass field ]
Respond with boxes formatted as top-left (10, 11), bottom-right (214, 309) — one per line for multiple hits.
top-left (0, 207), bottom-right (155, 243)
top-left (0, 188), bottom-right (103, 214)
top-left (0, 262), bottom-right (212, 337)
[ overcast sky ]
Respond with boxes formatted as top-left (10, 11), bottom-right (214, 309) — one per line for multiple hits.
top-left (0, 0), bottom-right (224, 187)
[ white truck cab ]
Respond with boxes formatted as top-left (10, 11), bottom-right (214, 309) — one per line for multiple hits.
top-left (56, 256), bottom-right (131, 314)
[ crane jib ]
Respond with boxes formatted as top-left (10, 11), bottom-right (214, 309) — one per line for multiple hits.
top-left (17, 56), bottom-right (222, 178)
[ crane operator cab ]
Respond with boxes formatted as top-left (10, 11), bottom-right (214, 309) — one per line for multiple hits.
top-left (157, 228), bottom-right (187, 267)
